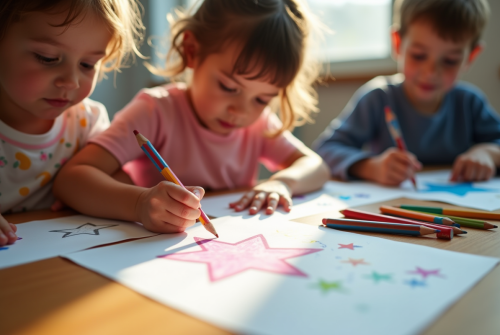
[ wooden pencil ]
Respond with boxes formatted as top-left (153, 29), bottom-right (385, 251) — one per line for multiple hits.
top-left (133, 130), bottom-right (219, 238)
top-left (380, 205), bottom-right (455, 226)
top-left (322, 218), bottom-right (439, 236)
top-left (399, 205), bottom-right (500, 222)
top-left (399, 206), bottom-right (497, 229)
top-left (340, 208), bottom-right (464, 240)
top-left (384, 106), bottom-right (417, 189)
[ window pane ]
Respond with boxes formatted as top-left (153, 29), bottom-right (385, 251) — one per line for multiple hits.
top-left (308, 0), bottom-right (392, 63)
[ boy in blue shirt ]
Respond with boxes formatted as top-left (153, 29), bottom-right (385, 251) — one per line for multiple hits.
top-left (314, 0), bottom-right (500, 186)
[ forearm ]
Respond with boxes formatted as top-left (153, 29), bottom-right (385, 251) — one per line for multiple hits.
top-left (270, 155), bottom-right (330, 195)
top-left (53, 165), bottom-right (144, 222)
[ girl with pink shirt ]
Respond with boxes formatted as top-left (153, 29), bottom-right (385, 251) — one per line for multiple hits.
top-left (54, 0), bottom-right (330, 234)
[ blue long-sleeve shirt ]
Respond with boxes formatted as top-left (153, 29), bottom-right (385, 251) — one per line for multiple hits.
top-left (313, 74), bottom-right (500, 180)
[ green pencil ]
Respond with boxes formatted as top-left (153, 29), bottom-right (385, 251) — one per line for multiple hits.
top-left (400, 207), bottom-right (497, 230)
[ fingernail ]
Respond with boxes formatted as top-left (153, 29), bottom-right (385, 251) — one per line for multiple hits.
top-left (8, 232), bottom-right (16, 239)
top-left (192, 189), bottom-right (200, 199)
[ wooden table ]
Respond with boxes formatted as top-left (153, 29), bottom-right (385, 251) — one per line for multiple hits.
top-left (1, 197), bottom-right (499, 335)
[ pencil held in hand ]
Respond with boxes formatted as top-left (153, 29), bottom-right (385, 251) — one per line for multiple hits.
top-left (133, 130), bottom-right (219, 238)
top-left (384, 106), bottom-right (417, 189)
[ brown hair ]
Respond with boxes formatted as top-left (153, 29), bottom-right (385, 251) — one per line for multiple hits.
top-left (149, 0), bottom-right (320, 136)
top-left (0, 0), bottom-right (145, 74)
top-left (393, 0), bottom-right (490, 49)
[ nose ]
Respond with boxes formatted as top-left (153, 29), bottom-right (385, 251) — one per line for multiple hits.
top-left (422, 58), bottom-right (439, 78)
top-left (227, 99), bottom-right (247, 116)
top-left (54, 64), bottom-right (79, 90)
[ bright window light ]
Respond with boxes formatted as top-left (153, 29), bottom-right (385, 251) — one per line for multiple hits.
top-left (308, 0), bottom-right (392, 63)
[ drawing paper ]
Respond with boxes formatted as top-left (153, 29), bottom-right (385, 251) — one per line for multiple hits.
top-left (65, 217), bottom-right (498, 335)
top-left (201, 180), bottom-right (401, 220)
top-left (0, 215), bottom-right (157, 269)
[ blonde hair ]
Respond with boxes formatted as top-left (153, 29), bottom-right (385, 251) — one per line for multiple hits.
top-left (0, 0), bottom-right (145, 75)
top-left (149, 0), bottom-right (320, 136)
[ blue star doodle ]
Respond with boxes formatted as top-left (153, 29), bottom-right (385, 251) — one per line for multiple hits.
top-left (50, 223), bottom-right (118, 238)
top-left (420, 182), bottom-right (498, 197)
top-left (405, 278), bottom-right (427, 288)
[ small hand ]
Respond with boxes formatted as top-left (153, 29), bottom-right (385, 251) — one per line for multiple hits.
top-left (352, 148), bottom-right (422, 186)
top-left (136, 181), bottom-right (205, 233)
top-left (451, 148), bottom-right (496, 182)
top-left (230, 180), bottom-right (292, 215)
top-left (0, 214), bottom-right (18, 246)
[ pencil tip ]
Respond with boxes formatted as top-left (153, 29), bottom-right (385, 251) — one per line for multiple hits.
top-left (494, 225), bottom-right (498, 228)
top-left (133, 130), bottom-right (139, 135)
top-left (460, 231), bottom-right (468, 234)
top-left (215, 234), bottom-right (219, 238)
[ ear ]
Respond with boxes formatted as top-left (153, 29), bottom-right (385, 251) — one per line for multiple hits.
top-left (183, 30), bottom-right (200, 69)
top-left (391, 27), bottom-right (402, 60)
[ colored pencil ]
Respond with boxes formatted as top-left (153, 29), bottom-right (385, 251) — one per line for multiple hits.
top-left (399, 205), bottom-right (500, 222)
top-left (322, 218), bottom-right (439, 236)
top-left (398, 206), bottom-right (497, 230)
top-left (133, 130), bottom-right (218, 238)
top-left (380, 205), bottom-right (456, 226)
top-left (340, 208), bottom-right (465, 240)
top-left (384, 106), bottom-right (417, 189)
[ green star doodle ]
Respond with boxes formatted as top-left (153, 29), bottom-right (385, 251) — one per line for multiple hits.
top-left (311, 279), bottom-right (347, 294)
top-left (364, 271), bottom-right (392, 283)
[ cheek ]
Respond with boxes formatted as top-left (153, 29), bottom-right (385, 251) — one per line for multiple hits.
top-left (76, 74), bottom-right (97, 100)
top-left (441, 68), bottom-right (460, 89)
top-left (8, 69), bottom-right (50, 100)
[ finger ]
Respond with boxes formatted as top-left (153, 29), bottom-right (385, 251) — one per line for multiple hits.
top-left (279, 194), bottom-right (293, 212)
top-left (450, 157), bottom-right (466, 181)
top-left (163, 199), bottom-right (201, 221)
top-left (463, 162), bottom-right (477, 181)
top-left (9, 223), bottom-right (17, 233)
top-left (476, 167), bottom-right (487, 181)
top-left (232, 191), bottom-right (255, 211)
top-left (163, 182), bottom-right (201, 209)
top-left (187, 186), bottom-right (205, 200)
top-left (0, 216), bottom-right (17, 246)
top-left (265, 192), bottom-right (280, 215)
top-left (249, 191), bottom-right (267, 215)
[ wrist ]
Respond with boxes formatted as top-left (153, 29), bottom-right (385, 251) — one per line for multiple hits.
top-left (349, 158), bottom-right (374, 180)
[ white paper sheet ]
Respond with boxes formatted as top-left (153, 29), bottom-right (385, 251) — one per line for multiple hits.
top-left (398, 170), bottom-right (500, 211)
top-left (65, 217), bottom-right (498, 335)
top-left (201, 180), bottom-right (401, 221)
top-left (0, 215), bottom-right (157, 269)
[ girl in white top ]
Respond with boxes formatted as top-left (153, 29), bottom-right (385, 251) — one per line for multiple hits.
top-left (0, 0), bottom-right (144, 246)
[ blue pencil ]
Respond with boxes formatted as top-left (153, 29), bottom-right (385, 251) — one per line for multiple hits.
top-left (322, 218), bottom-right (439, 236)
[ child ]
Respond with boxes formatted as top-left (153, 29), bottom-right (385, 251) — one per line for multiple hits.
top-left (314, 0), bottom-right (500, 186)
top-left (0, 0), bottom-right (144, 246)
top-left (54, 0), bottom-right (330, 234)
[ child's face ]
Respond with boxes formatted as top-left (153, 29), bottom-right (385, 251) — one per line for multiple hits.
top-left (393, 20), bottom-right (481, 113)
top-left (0, 9), bottom-right (112, 133)
top-left (187, 43), bottom-right (280, 136)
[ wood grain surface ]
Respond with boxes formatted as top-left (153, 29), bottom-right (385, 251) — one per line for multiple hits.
top-left (1, 195), bottom-right (498, 335)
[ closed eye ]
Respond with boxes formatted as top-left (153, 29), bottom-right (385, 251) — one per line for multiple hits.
top-left (80, 62), bottom-right (96, 70)
top-left (219, 81), bottom-right (237, 93)
top-left (256, 97), bottom-right (268, 105)
top-left (34, 53), bottom-right (58, 65)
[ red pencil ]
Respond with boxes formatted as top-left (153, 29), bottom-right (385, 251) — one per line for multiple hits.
top-left (340, 208), bottom-right (464, 240)
top-left (384, 106), bottom-right (417, 189)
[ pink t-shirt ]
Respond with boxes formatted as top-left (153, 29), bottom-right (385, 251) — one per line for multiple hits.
top-left (91, 83), bottom-right (305, 190)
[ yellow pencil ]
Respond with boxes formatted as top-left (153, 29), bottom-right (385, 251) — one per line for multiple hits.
top-left (133, 130), bottom-right (218, 238)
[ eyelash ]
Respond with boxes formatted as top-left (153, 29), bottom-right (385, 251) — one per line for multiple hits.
top-left (256, 98), bottom-right (268, 105)
top-left (34, 53), bottom-right (58, 64)
top-left (34, 53), bottom-right (95, 70)
top-left (219, 81), bottom-right (237, 93)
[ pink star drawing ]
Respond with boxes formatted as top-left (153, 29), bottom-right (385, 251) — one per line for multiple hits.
top-left (158, 234), bottom-right (322, 282)
top-left (408, 267), bottom-right (444, 279)
top-left (338, 243), bottom-right (361, 250)
top-left (341, 258), bottom-right (370, 267)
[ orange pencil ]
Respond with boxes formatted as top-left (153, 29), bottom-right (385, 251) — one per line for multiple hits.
top-left (379, 205), bottom-right (455, 226)
top-left (133, 130), bottom-right (218, 238)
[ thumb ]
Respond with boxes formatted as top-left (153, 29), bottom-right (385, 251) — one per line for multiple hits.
top-left (50, 199), bottom-right (66, 212)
